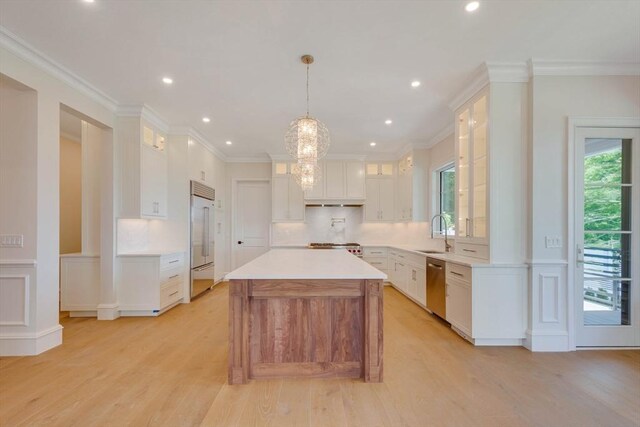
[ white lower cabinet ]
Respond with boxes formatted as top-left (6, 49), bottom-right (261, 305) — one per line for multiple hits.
top-left (60, 254), bottom-right (101, 317)
top-left (117, 252), bottom-right (186, 316)
top-left (388, 248), bottom-right (426, 307)
top-left (446, 277), bottom-right (472, 338)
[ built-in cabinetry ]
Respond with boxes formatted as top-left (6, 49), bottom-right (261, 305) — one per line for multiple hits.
top-left (444, 261), bottom-right (527, 345)
top-left (388, 248), bottom-right (426, 306)
top-left (362, 247), bottom-right (389, 279)
top-left (118, 116), bottom-right (168, 219)
top-left (396, 151), bottom-right (427, 222)
top-left (272, 162), bottom-right (304, 222)
top-left (453, 83), bottom-right (525, 263)
top-left (60, 254), bottom-right (101, 317)
top-left (364, 162), bottom-right (395, 222)
top-left (303, 160), bottom-right (366, 201)
top-left (117, 252), bottom-right (186, 316)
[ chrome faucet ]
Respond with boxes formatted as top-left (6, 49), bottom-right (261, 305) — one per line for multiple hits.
top-left (430, 214), bottom-right (452, 253)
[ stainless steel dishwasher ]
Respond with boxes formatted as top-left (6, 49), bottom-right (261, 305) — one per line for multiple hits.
top-left (426, 257), bottom-right (446, 320)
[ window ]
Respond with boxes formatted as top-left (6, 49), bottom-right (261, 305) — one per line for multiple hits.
top-left (433, 163), bottom-right (455, 235)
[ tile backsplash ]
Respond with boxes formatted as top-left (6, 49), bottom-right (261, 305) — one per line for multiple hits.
top-left (271, 206), bottom-right (438, 248)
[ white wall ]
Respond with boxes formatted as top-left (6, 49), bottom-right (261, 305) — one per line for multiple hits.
top-left (527, 75), bottom-right (640, 351)
top-left (0, 44), bottom-right (116, 354)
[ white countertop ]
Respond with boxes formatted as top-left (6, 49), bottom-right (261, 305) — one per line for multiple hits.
top-left (116, 249), bottom-right (185, 257)
top-left (225, 249), bottom-right (387, 280)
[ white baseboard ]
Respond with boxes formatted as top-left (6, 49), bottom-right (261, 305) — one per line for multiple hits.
top-left (524, 329), bottom-right (570, 352)
top-left (97, 303), bottom-right (120, 320)
top-left (0, 324), bottom-right (63, 356)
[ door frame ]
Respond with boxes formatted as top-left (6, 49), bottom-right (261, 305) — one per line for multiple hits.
top-left (567, 117), bottom-right (640, 349)
top-left (230, 178), bottom-right (272, 270)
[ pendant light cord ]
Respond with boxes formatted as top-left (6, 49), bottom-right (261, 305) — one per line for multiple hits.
top-left (306, 63), bottom-right (310, 117)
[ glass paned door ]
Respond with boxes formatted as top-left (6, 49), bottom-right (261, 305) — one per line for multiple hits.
top-left (471, 95), bottom-right (488, 239)
top-left (576, 127), bottom-right (639, 347)
top-left (457, 109), bottom-right (470, 237)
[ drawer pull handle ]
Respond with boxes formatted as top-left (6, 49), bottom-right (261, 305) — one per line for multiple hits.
top-left (169, 274), bottom-right (179, 279)
top-left (169, 291), bottom-right (179, 297)
top-left (427, 263), bottom-right (443, 269)
top-left (169, 259), bottom-right (180, 264)
top-left (462, 249), bottom-right (476, 253)
top-left (450, 271), bottom-right (464, 277)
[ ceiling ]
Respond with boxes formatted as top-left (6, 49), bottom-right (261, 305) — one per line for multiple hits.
top-left (1, 1), bottom-right (639, 158)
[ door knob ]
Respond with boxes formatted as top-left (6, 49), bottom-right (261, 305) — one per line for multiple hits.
top-left (237, 241), bottom-right (243, 245)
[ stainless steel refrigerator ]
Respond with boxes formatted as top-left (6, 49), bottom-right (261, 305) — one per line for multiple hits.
top-left (190, 181), bottom-right (215, 299)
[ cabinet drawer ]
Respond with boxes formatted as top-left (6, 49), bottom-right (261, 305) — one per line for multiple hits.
top-left (160, 266), bottom-right (183, 285)
top-left (161, 253), bottom-right (184, 270)
top-left (396, 250), bottom-right (425, 268)
top-left (456, 243), bottom-right (488, 260)
top-left (363, 256), bottom-right (387, 270)
top-left (160, 280), bottom-right (183, 308)
top-left (446, 263), bottom-right (472, 284)
top-left (363, 247), bottom-right (388, 257)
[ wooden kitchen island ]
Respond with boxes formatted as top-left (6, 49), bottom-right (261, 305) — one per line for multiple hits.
top-left (225, 249), bottom-right (386, 384)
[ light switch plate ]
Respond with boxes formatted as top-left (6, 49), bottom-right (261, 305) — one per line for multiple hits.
top-left (545, 235), bottom-right (562, 248)
top-left (0, 234), bottom-right (24, 248)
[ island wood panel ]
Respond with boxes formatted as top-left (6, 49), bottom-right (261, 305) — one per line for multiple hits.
top-left (228, 279), bottom-right (383, 384)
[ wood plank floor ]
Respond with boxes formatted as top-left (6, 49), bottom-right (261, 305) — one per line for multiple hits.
top-left (1, 283), bottom-right (639, 427)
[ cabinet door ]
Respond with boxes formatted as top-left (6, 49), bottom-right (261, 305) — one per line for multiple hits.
top-left (345, 161), bottom-right (365, 198)
top-left (396, 262), bottom-right (409, 293)
top-left (378, 178), bottom-right (395, 221)
top-left (140, 145), bottom-right (167, 217)
top-left (407, 266), bottom-right (419, 299)
top-left (364, 179), bottom-right (380, 222)
top-left (325, 161), bottom-right (345, 199)
top-left (471, 95), bottom-right (488, 242)
top-left (456, 108), bottom-right (471, 238)
top-left (446, 279), bottom-right (472, 336)
top-left (415, 267), bottom-right (426, 306)
top-left (287, 176), bottom-right (305, 221)
top-left (272, 176), bottom-right (290, 221)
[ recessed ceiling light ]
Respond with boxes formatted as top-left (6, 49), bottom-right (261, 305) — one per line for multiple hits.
top-left (225, 141), bottom-right (232, 145)
top-left (370, 142), bottom-right (377, 147)
top-left (465, 1), bottom-right (480, 12)
top-left (385, 119), bottom-right (393, 125)
top-left (83, 0), bottom-right (95, 3)
top-left (411, 81), bottom-right (421, 88)
top-left (162, 77), bottom-right (173, 85)
top-left (202, 117), bottom-right (210, 123)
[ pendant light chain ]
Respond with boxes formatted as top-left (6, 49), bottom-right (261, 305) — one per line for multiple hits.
top-left (306, 63), bottom-right (310, 117)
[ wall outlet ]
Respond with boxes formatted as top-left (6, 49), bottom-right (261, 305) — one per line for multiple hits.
top-left (545, 235), bottom-right (562, 248)
top-left (0, 234), bottom-right (24, 248)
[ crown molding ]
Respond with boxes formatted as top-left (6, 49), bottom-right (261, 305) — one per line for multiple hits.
top-left (225, 156), bottom-right (271, 163)
top-left (448, 61), bottom-right (529, 111)
top-left (267, 153), bottom-right (367, 162)
top-left (425, 123), bottom-right (455, 149)
top-left (116, 104), bottom-right (170, 134)
top-left (168, 125), bottom-right (228, 161)
top-left (529, 60), bottom-right (640, 76)
top-left (60, 131), bottom-right (81, 143)
top-left (0, 25), bottom-right (118, 112)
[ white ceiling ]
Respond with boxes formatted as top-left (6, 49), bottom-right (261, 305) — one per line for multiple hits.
top-left (1, 0), bottom-right (639, 158)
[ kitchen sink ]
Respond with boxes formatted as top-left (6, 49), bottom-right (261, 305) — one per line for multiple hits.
top-left (416, 250), bottom-right (444, 254)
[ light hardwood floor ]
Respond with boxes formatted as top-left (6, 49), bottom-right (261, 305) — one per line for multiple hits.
top-left (1, 283), bottom-right (638, 427)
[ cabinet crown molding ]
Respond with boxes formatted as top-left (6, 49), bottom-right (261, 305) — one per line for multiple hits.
top-left (529, 59), bottom-right (640, 77)
top-left (0, 25), bottom-right (119, 112)
top-left (116, 104), bottom-right (169, 134)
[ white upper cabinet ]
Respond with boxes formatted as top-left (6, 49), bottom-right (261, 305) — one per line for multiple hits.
top-left (453, 82), bottom-right (527, 263)
top-left (303, 160), bottom-right (366, 201)
top-left (188, 139), bottom-right (215, 187)
top-left (456, 91), bottom-right (488, 245)
top-left (118, 117), bottom-right (168, 219)
top-left (272, 162), bottom-right (304, 222)
top-left (395, 152), bottom-right (427, 222)
top-left (365, 166), bottom-right (395, 222)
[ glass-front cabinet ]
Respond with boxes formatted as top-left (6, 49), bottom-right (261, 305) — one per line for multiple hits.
top-left (455, 89), bottom-right (488, 245)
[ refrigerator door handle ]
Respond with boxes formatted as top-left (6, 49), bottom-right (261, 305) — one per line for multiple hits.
top-left (203, 206), bottom-right (210, 258)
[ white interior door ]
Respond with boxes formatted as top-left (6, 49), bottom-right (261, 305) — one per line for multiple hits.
top-left (575, 127), bottom-right (640, 347)
top-left (234, 180), bottom-right (271, 269)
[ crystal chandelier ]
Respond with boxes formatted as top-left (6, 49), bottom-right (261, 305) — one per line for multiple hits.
top-left (285, 55), bottom-right (330, 190)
